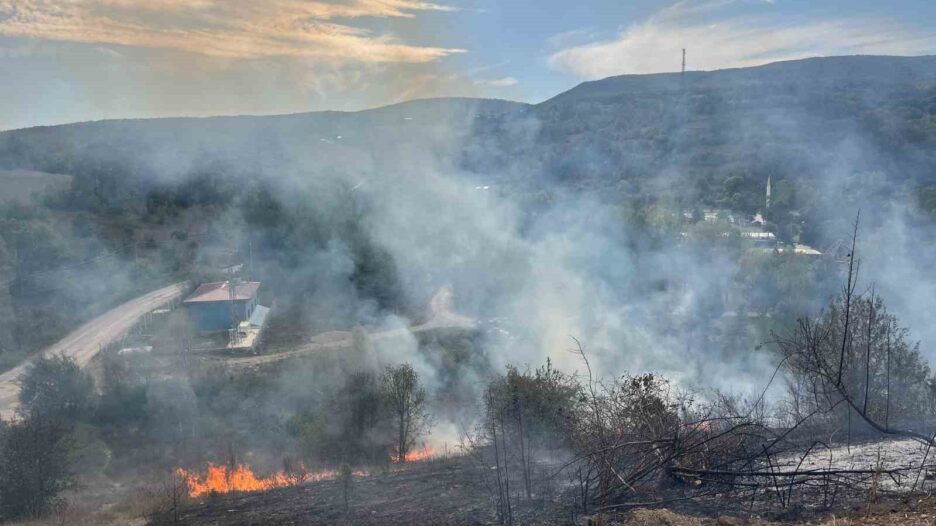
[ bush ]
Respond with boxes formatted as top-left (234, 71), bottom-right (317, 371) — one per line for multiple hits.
top-left (18, 354), bottom-right (95, 424)
top-left (0, 414), bottom-right (75, 519)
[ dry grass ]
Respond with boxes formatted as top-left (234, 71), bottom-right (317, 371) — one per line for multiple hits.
top-left (4, 472), bottom-right (188, 526)
top-left (5, 499), bottom-right (148, 526)
top-left (596, 499), bottom-right (936, 526)
top-left (625, 508), bottom-right (704, 525)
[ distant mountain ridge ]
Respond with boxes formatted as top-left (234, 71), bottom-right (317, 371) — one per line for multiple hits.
top-left (546, 55), bottom-right (936, 104)
top-left (0, 55), bottom-right (934, 225)
top-left (4, 55), bottom-right (933, 134)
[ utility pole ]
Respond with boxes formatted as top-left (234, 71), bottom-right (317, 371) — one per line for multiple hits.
top-left (247, 239), bottom-right (253, 282)
top-left (682, 48), bottom-right (686, 75)
top-left (229, 278), bottom-right (240, 346)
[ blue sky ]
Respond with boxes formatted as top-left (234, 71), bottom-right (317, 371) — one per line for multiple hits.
top-left (1, 0), bottom-right (935, 130)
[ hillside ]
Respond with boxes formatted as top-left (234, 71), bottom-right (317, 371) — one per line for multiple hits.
top-left (1, 55), bottom-right (934, 222)
top-left (0, 169), bottom-right (71, 203)
top-left (476, 55), bottom-right (936, 209)
top-left (0, 54), bottom-right (934, 375)
top-left (546, 55), bottom-right (936, 104)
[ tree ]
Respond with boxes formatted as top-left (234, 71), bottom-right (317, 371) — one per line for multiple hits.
top-left (18, 354), bottom-right (94, 424)
top-left (776, 218), bottom-right (936, 443)
top-left (0, 413), bottom-right (75, 519)
top-left (778, 292), bottom-right (933, 430)
top-left (339, 463), bottom-right (353, 516)
top-left (484, 361), bottom-right (580, 500)
top-left (381, 364), bottom-right (429, 463)
top-left (288, 371), bottom-right (391, 465)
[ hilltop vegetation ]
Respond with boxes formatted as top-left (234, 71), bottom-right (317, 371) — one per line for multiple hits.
top-left (2, 55), bottom-right (935, 235)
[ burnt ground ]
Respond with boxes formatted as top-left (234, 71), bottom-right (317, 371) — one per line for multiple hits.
top-left (151, 441), bottom-right (936, 526)
top-left (152, 456), bottom-right (568, 526)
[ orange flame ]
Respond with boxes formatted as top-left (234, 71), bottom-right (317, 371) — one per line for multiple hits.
top-left (175, 463), bottom-right (300, 498)
top-left (176, 463), bottom-right (372, 498)
top-left (392, 445), bottom-right (436, 462)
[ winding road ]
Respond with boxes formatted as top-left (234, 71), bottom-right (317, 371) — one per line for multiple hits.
top-left (0, 281), bottom-right (189, 420)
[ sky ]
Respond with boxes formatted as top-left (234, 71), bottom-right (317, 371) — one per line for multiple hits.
top-left (1, 0), bottom-right (935, 130)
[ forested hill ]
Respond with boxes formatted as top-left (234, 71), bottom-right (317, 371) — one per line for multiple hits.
top-left (0, 54), bottom-right (934, 372)
top-left (469, 55), bottom-right (936, 216)
top-left (1, 55), bottom-right (934, 219)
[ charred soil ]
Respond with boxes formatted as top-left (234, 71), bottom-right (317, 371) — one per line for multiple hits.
top-left (151, 456), bottom-right (567, 526)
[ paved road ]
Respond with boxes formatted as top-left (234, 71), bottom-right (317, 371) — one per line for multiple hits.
top-left (0, 281), bottom-right (190, 420)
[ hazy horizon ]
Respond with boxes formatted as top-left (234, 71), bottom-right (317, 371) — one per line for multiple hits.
top-left (3, 0), bottom-right (936, 130)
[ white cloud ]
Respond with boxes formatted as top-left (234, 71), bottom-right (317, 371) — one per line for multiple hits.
top-left (474, 76), bottom-right (518, 87)
top-left (0, 0), bottom-right (463, 62)
top-left (546, 27), bottom-right (604, 49)
top-left (548, 0), bottom-right (936, 79)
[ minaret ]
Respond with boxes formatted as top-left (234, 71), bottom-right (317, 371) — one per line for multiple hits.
top-left (681, 49), bottom-right (686, 88)
top-left (766, 176), bottom-right (772, 210)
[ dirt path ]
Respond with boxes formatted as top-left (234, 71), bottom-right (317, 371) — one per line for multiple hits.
top-left (0, 281), bottom-right (190, 420)
top-left (222, 286), bottom-right (476, 368)
top-left (222, 317), bottom-right (476, 368)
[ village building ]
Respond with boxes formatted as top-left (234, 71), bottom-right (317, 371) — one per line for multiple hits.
top-left (183, 280), bottom-right (266, 333)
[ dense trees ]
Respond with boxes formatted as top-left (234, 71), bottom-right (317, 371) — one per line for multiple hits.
top-left (0, 166), bottom-right (407, 371)
top-left (481, 360), bottom-right (579, 515)
top-left (240, 182), bottom-right (407, 331)
top-left (0, 355), bottom-right (93, 520)
top-left (287, 362), bottom-right (431, 466)
top-left (18, 354), bottom-right (95, 423)
top-left (778, 288), bottom-right (936, 432)
top-left (0, 195), bottom-right (187, 370)
top-left (0, 415), bottom-right (74, 519)
top-left (288, 371), bottom-right (390, 465)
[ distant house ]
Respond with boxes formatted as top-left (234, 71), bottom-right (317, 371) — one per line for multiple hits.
top-left (183, 281), bottom-right (262, 332)
top-left (788, 244), bottom-right (823, 256)
top-left (740, 231), bottom-right (776, 241)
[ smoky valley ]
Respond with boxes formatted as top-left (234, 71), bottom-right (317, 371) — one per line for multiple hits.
top-left (1, 54), bottom-right (936, 526)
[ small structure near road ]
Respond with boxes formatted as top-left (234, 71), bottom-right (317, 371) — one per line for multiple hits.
top-left (183, 280), bottom-right (270, 352)
top-left (184, 281), bottom-right (262, 332)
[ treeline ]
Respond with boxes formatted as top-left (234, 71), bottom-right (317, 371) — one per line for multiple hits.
top-left (0, 350), bottom-right (436, 521)
top-left (286, 364), bottom-right (430, 466)
top-left (0, 198), bottom-right (179, 370)
top-left (464, 238), bottom-right (936, 522)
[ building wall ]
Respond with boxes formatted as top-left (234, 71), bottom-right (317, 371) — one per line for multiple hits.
top-left (186, 300), bottom-right (254, 332)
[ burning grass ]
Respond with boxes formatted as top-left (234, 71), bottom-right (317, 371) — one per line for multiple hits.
top-left (175, 463), bottom-right (369, 498)
top-left (175, 464), bottom-right (300, 498)
top-left (177, 444), bottom-right (439, 499)
top-left (392, 445), bottom-right (436, 463)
